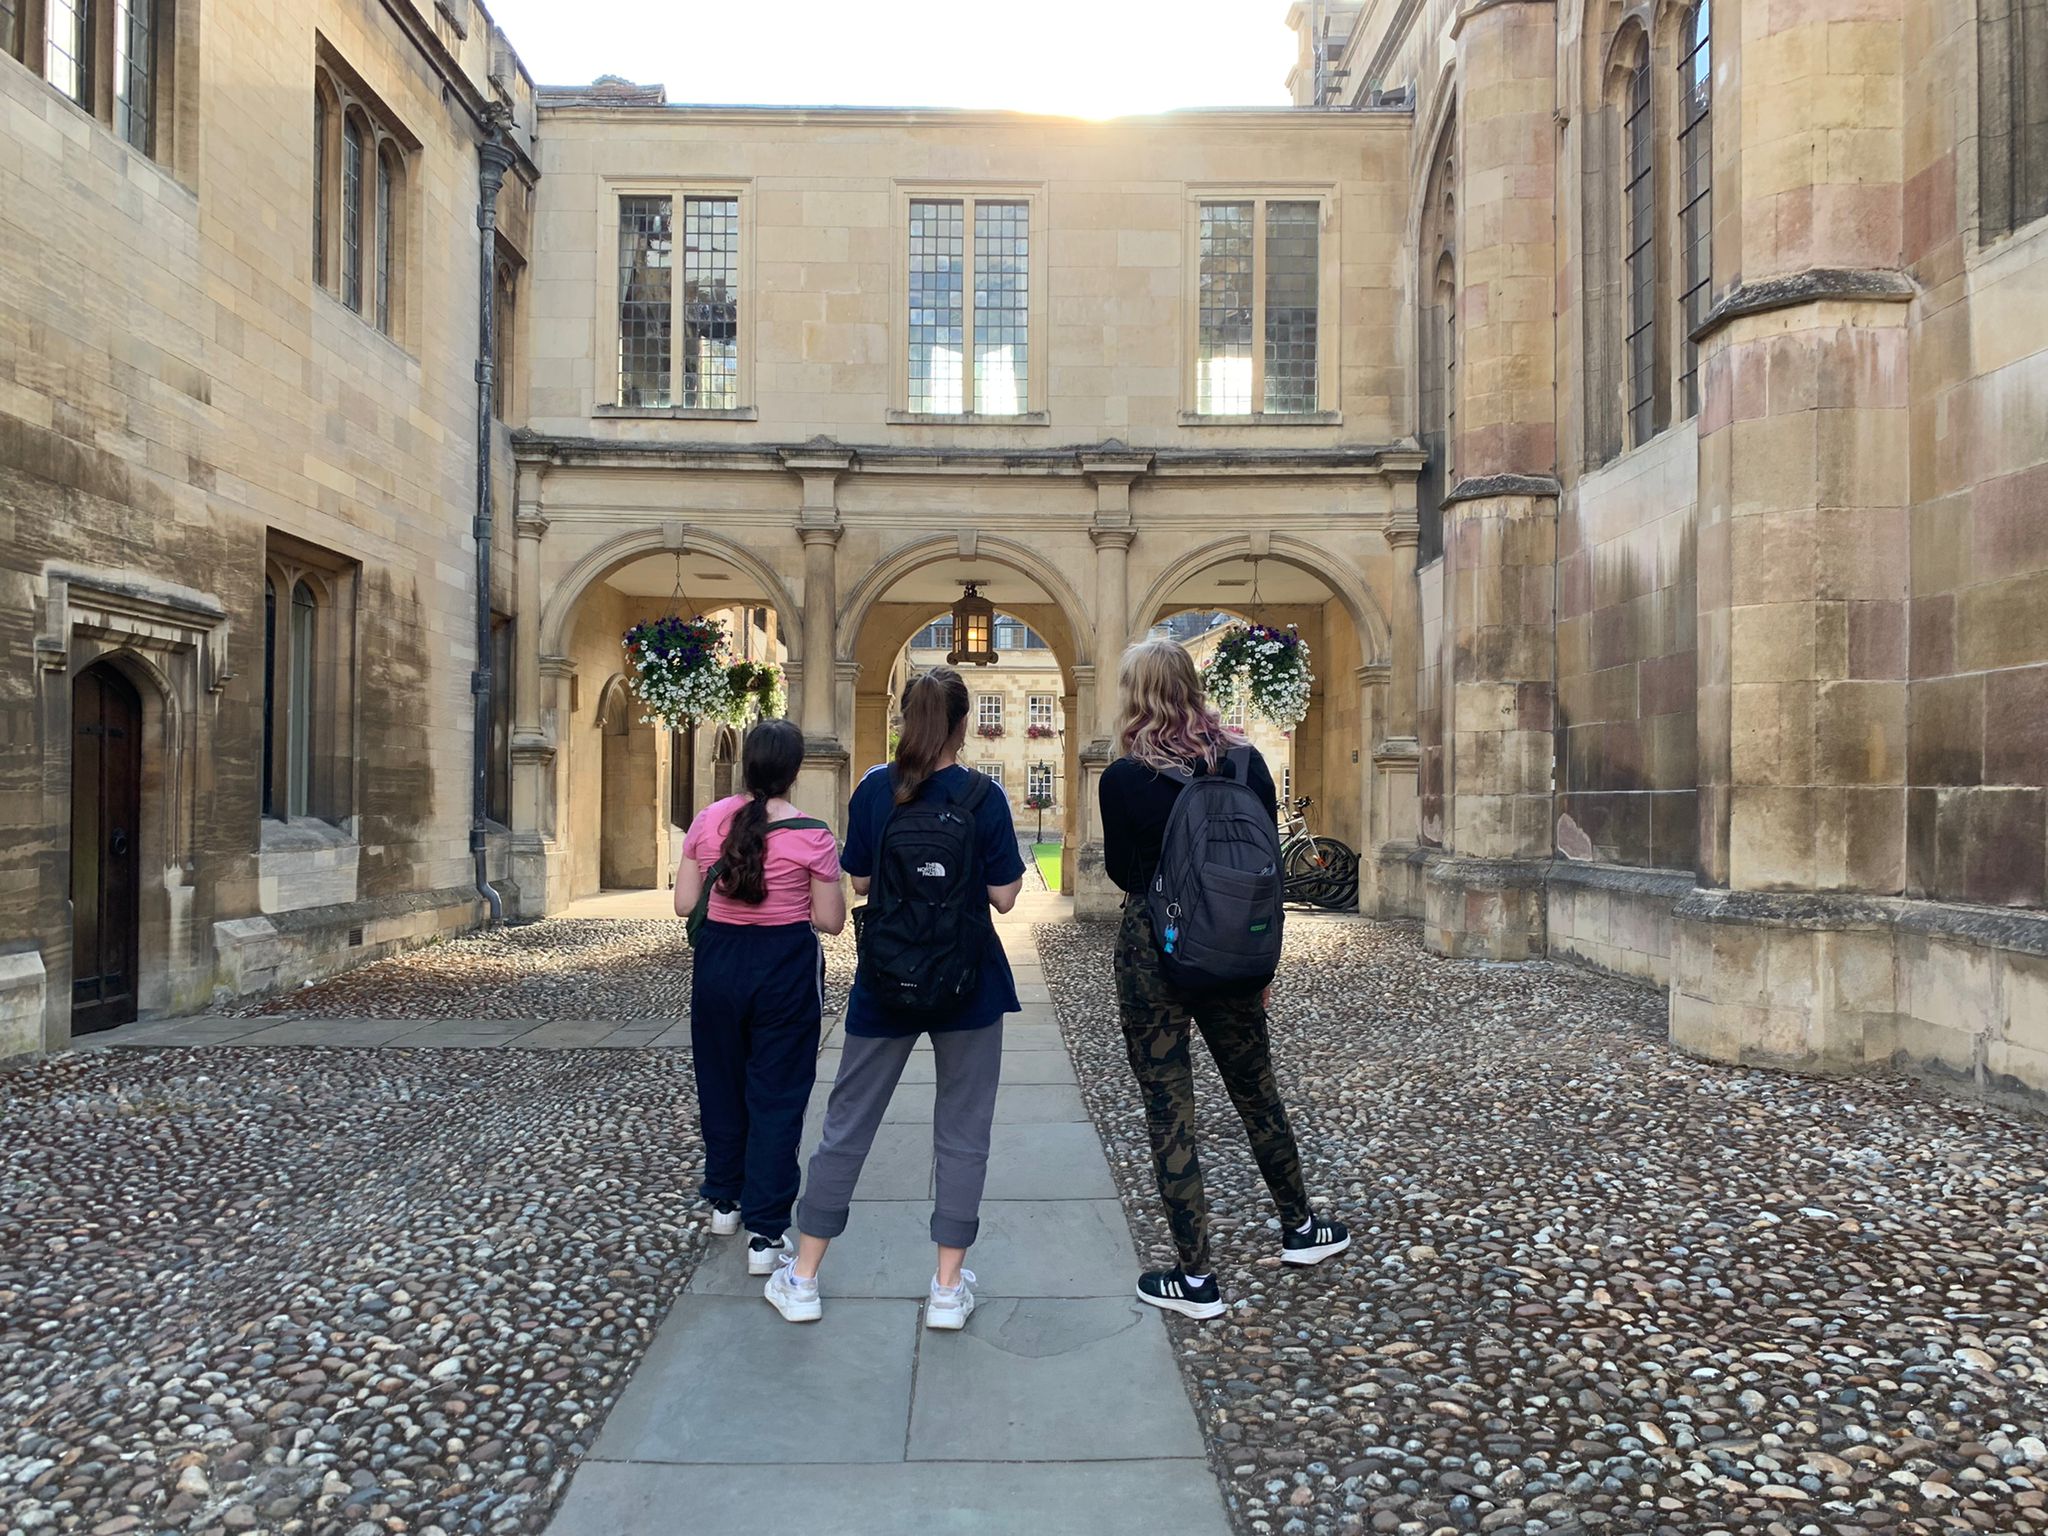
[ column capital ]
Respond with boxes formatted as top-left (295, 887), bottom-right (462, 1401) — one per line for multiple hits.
top-left (514, 508), bottom-right (549, 541)
top-left (1089, 527), bottom-right (1136, 553)
top-left (798, 524), bottom-right (843, 549)
top-left (834, 660), bottom-right (862, 685)
top-left (538, 653), bottom-right (577, 680)
top-left (1356, 662), bottom-right (1392, 689)
top-left (1383, 518), bottom-right (1421, 552)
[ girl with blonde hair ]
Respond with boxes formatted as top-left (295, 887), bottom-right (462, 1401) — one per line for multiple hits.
top-left (1099, 637), bottom-right (1348, 1319)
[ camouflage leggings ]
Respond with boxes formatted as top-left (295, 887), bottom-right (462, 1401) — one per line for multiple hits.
top-left (1115, 900), bottom-right (1311, 1274)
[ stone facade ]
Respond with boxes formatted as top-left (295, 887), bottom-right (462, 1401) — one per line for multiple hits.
top-left (0, 0), bottom-right (538, 1049)
top-left (1312, 0), bottom-right (2048, 1102)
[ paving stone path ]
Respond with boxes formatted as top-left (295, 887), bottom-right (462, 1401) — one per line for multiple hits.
top-left (542, 891), bottom-right (1232, 1536)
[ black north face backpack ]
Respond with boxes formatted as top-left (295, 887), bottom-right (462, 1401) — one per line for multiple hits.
top-left (856, 772), bottom-right (994, 1017)
top-left (1146, 747), bottom-right (1285, 993)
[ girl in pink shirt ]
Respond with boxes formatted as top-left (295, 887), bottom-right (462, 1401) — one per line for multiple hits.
top-left (674, 719), bottom-right (846, 1274)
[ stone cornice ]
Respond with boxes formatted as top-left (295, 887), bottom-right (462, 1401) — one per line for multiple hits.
top-left (1690, 267), bottom-right (1916, 345)
top-left (512, 431), bottom-right (1407, 482)
top-left (1442, 473), bottom-right (1563, 506)
top-left (1449, 0), bottom-right (1554, 40)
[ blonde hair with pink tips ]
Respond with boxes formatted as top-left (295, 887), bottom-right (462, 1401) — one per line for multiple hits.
top-left (1115, 637), bottom-right (1245, 772)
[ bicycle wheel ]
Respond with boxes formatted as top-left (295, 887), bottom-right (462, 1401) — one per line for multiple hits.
top-left (1283, 839), bottom-right (1331, 904)
top-left (1307, 839), bottom-right (1360, 910)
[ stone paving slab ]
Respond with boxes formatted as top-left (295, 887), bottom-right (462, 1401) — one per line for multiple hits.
top-left (977, 1121), bottom-right (1120, 1199)
top-left (906, 1298), bottom-right (1205, 1463)
top-left (686, 1198), bottom-right (1137, 1300)
top-left (788, 1120), bottom-right (937, 1202)
top-left (584, 1294), bottom-right (920, 1465)
top-left (545, 1457), bottom-right (1230, 1536)
top-left (804, 1079), bottom-right (1088, 1126)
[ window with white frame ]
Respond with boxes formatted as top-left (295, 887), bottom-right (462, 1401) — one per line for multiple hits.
top-left (1028, 694), bottom-right (1055, 730)
top-left (981, 762), bottom-right (1005, 791)
top-left (906, 194), bottom-right (1033, 416)
top-left (1028, 762), bottom-right (1054, 801)
top-left (1194, 196), bottom-right (1325, 417)
top-left (1224, 694), bottom-right (1247, 731)
top-left (613, 190), bottom-right (746, 410)
top-left (977, 694), bottom-right (1004, 732)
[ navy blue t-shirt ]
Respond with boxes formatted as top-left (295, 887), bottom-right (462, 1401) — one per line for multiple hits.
top-left (842, 763), bottom-right (1025, 1037)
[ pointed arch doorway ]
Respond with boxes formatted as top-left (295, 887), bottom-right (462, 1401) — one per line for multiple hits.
top-left (71, 661), bottom-right (143, 1032)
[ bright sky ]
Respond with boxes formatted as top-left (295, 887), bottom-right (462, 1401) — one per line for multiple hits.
top-left (486, 0), bottom-right (1298, 118)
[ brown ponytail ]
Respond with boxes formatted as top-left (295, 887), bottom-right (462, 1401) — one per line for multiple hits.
top-left (720, 718), bottom-right (806, 903)
top-left (893, 665), bottom-right (970, 804)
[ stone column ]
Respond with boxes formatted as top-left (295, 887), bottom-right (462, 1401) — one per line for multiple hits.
top-left (782, 441), bottom-right (855, 832)
top-left (1672, 0), bottom-right (1913, 1071)
top-left (1075, 447), bottom-right (1148, 918)
top-left (507, 492), bottom-right (555, 918)
top-left (1382, 467), bottom-right (1423, 742)
top-left (1420, 0), bottom-right (1561, 960)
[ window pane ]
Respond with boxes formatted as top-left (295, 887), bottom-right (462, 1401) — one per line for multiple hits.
top-left (1623, 51), bottom-right (1658, 446)
top-left (1197, 202), bottom-right (1255, 415)
top-left (46, 0), bottom-right (89, 107)
top-left (494, 262), bottom-right (515, 417)
top-left (1675, 2), bottom-right (1712, 418)
top-left (909, 200), bottom-right (965, 413)
top-left (1029, 763), bottom-right (1053, 799)
top-left (376, 154), bottom-right (394, 333)
top-left (1263, 201), bottom-right (1319, 413)
top-left (289, 582), bottom-right (316, 818)
top-left (1028, 694), bottom-right (1054, 727)
top-left (488, 616), bottom-right (513, 824)
top-left (262, 580), bottom-right (277, 819)
top-left (978, 694), bottom-right (1003, 728)
top-left (1, 0), bottom-right (18, 62)
top-left (342, 118), bottom-right (364, 313)
top-left (618, 195), bottom-right (673, 408)
top-left (115, 0), bottom-right (155, 154)
top-left (313, 96), bottom-right (329, 287)
top-left (682, 196), bottom-right (739, 409)
top-left (974, 201), bottom-right (1029, 414)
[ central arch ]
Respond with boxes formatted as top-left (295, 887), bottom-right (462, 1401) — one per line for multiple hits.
top-left (836, 533), bottom-right (1094, 669)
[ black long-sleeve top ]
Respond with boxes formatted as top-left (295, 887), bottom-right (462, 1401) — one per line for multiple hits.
top-left (1100, 749), bottom-right (1279, 895)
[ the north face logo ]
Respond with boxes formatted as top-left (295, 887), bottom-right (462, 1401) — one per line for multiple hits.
top-left (916, 861), bottom-right (947, 878)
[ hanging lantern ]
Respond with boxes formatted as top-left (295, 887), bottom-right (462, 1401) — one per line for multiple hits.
top-left (946, 582), bottom-right (999, 667)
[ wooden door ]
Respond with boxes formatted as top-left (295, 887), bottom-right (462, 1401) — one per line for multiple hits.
top-left (71, 664), bottom-right (142, 1032)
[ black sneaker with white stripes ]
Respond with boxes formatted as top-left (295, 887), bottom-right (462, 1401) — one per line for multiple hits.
top-left (1135, 1268), bottom-right (1227, 1320)
top-left (1281, 1213), bottom-right (1352, 1265)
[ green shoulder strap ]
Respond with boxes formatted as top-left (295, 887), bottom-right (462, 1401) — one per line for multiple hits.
top-left (686, 816), bottom-right (832, 945)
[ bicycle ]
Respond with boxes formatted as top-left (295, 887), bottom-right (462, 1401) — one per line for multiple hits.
top-left (1278, 795), bottom-right (1359, 911)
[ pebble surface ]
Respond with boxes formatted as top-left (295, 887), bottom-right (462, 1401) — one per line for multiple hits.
top-left (0, 1046), bottom-right (714, 1535)
top-left (230, 918), bottom-right (858, 1019)
top-left (1037, 915), bottom-right (2048, 1536)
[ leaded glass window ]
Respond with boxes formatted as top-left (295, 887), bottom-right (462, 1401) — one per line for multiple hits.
top-left (682, 196), bottom-right (738, 409)
top-left (313, 93), bottom-right (329, 287)
top-left (1197, 202), bottom-right (1255, 414)
top-left (1622, 46), bottom-right (1658, 446)
top-left (974, 201), bottom-right (1029, 414)
top-left (1676, 2), bottom-right (1712, 418)
top-left (909, 199), bottom-right (966, 413)
top-left (1979, 0), bottom-right (2048, 241)
top-left (262, 579), bottom-right (277, 819)
top-left (1263, 201), bottom-right (1319, 413)
top-left (342, 116), bottom-right (364, 313)
top-left (1, 0), bottom-right (19, 62)
top-left (618, 195), bottom-right (673, 408)
top-left (375, 150), bottom-right (394, 334)
top-left (115, 0), bottom-right (155, 153)
top-left (46, 0), bottom-right (89, 106)
top-left (288, 581), bottom-right (317, 818)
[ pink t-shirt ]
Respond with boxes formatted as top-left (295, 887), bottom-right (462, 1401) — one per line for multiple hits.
top-left (682, 795), bottom-right (842, 927)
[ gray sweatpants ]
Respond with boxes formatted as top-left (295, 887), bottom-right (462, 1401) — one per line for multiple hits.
top-left (797, 1021), bottom-right (1003, 1249)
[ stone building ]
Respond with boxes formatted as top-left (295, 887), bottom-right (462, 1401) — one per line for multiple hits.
top-left (5, 0), bottom-right (2045, 1106)
top-left (0, 0), bottom-right (539, 1052)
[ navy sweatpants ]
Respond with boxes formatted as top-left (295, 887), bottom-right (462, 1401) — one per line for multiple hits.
top-left (690, 920), bottom-right (825, 1239)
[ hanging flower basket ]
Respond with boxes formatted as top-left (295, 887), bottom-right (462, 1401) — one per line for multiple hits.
top-left (622, 614), bottom-right (734, 730)
top-left (1201, 622), bottom-right (1314, 730)
top-left (976, 723), bottom-right (1005, 741)
top-left (721, 660), bottom-right (787, 729)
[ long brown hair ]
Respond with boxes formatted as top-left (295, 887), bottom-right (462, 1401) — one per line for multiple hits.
top-left (893, 665), bottom-right (970, 804)
top-left (1116, 638), bottom-right (1241, 772)
top-left (720, 718), bottom-right (806, 903)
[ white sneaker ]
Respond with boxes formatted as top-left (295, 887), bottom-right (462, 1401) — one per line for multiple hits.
top-left (925, 1269), bottom-right (977, 1331)
top-left (747, 1234), bottom-right (791, 1276)
top-left (709, 1202), bottom-right (741, 1237)
top-left (763, 1258), bottom-right (822, 1323)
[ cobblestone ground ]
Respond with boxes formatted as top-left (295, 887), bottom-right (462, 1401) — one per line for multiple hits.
top-left (232, 920), bottom-right (858, 1019)
top-left (1038, 918), bottom-right (2048, 1536)
top-left (0, 1047), bottom-right (712, 1536)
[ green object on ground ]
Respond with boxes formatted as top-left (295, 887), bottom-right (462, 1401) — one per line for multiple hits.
top-left (1033, 842), bottom-right (1064, 891)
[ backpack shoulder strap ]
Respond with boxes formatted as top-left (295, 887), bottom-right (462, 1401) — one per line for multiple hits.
top-left (957, 771), bottom-right (993, 816)
top-left (1223, 745), bottom-right (1255, 783)
top-left (766, 816), bottom-right (830, 834)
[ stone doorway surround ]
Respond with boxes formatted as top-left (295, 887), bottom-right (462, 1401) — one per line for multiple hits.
top-left (16, 565), bottom-right (231, 1053)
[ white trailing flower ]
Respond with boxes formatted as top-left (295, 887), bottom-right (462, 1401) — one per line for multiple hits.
top-left (1201, 622), bottom-right (1315, 730)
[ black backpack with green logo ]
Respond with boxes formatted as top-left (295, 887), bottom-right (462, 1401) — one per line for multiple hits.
top-left (1146, 747), bottom-right (1284, 992)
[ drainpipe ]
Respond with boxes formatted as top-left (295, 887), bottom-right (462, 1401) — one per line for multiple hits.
top-left (471, 106), bottom-right (518, 925)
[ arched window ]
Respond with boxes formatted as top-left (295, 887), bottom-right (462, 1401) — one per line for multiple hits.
top-left (1416, 113), bottom-right (1457, 560)
top-left (288, 580), bottom-right (317, 816)
top-left (494, 257), bottom-right (519, 417)
top-left (1620, 29), bottom-right (1659, 447)
top-left (114, 0), bottom-right (157, 153)
top-left (262, 578), bottom-right (277, 818)
top-left (313, 88), bottom-right (332, 287)
top-left (376, 147), bottom-right (395, 333)
top-left (1675, 2), bottom-right (1712, 416)
top-left (341, 115), bottom-right (365, 312)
